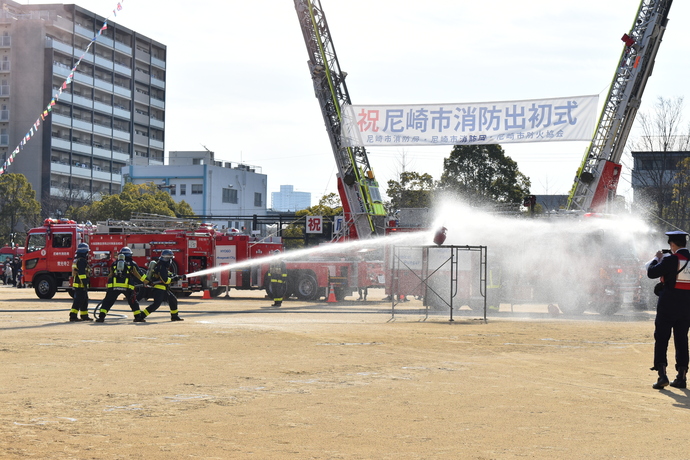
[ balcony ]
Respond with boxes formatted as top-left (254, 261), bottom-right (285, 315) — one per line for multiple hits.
top-left (112, 129), bottom-right (130, 141)
top-left (72, 118), bottom-right (93, 131)
top-left (50, 162), bottom-right (70, 175)
top-left (0, 109), bottom-right (8, 121)
top-left (114, 62), bottom-right (131, 75)
top-left (75, 24), bottom-right (94, 39)
top-left (72, 141), bottom-right (92, 154)
top-left (93, 145), bottom-right (113, 159)
top-left (150, 118), bottom-right (164, 129)
top-left (74, 72), bottom-right (94, 85)
top-left (73, 49), bottom-right (94, 63)
top-left (150, 97), bottom-right (165, 109)
top-left (133, 133), bottom-right (149, 146)
top-left (151, 56), bottom-right (166, 70)
top-left (135, 69), bottom-right (150, 84)
top-left (113, 107), bottom-right (130, 119)
top-left (0, 35), bottom-right (10, 47)
top-left (51, 136), bottom-right (71, 150)
top-left (52, 63), bottom-right (71, 78)
top-left (0, 133), bottom-right (8, 146)
top-left (0, 84), bottom-right (8, 96)
top-left (94, 77), bottom-right (114, 92)
top-left (93, 169), bottom-right (112, 181)
top-left (51, 113), bottom-right (71, 126)
top-left (93, 124), bottom-right (112, 136)
top-left (97, 36), bottom-right (114, 48)
top-left (114, 41), bottom-right (132, 55)
top-left (94, 100), bottom-right (113, 114)
top-left (113, 150), bottom-right (130, 162)
top-left (133, 91), bottom-right (149, 105)
top-left (113, 85), bottom-right (131, 98)
top-left (151, 77), bottom-right (165, 89)
top-left (71, 165), bottom-right (92, 179)
top-left (49, 38), bottom-right (72, 54)
top-left (150, 138), bottom-right (164, 149)
top-left (0, 60), bottom-right (10, 72)
top-left (95, 55), bottom-right (113, 69)
top-left (72, 94), bottom-right (94, 108)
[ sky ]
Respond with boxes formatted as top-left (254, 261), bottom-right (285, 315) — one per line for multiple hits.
top-left (21, 0), bottom-right (690, 206)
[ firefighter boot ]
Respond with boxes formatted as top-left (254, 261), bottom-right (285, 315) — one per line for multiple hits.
top-left (670, 366), bottom-right (688, 389)
top-left (69, 311), bottom-right (79, 322)
top-left (170, 314), bottom-right (184, 321)
top-left (133, 312), bottom-right (146, 323)
top-left (95, 312), bottom-right (106, 323)
top-left (652, 366), bottom-right (669, 389)
top-left (79, 314), bottom-right (93, 322)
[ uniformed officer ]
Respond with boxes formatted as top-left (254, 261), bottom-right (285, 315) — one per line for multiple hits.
top-left (141, 249), bottom-right (183, 321)
top-left (95, 247), bottom-right (147, 323)
top-left (69, 242), bottom-right (92, 321)
top-left (647, 230), bottom-right (690, 389)
top-left (268, 259), bottom-right (288, 307)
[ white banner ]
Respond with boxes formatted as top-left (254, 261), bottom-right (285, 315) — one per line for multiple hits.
top-left (341, 95), bottom-right (598, 147)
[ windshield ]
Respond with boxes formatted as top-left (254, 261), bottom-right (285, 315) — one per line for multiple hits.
top-left (26, 233), bottom-right (46, 253)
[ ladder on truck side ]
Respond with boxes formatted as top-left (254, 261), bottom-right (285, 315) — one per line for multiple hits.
top-left (294, 0), bottom-right (386, 241)
top-left (567, 0), bottom-right (673, 212)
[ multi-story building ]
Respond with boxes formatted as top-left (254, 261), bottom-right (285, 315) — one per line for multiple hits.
top-left (0, 0), bottom-right (165, 211)
top-left (125, 150), bottom-right (269, 231)
top-left (271, 184), bottom-right (311, 212)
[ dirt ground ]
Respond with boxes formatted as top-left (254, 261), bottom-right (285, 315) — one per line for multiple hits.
top-left (0, 284), bottom-right (688, 459)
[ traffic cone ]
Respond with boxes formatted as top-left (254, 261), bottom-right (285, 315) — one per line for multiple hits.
top-left (202, 289), bottom-right (211, 299)
top-left (327, 284), bottom-right (337, 303)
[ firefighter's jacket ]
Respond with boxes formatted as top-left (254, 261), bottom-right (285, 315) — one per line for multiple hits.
top-left (268, 261), bottom-right (288, 284)
top-left (107, 259), bottom-right (145, 291)
top-left (71, 257), bottom-right (90, 289)
top-left (147, 260), bottom-right (174, 291)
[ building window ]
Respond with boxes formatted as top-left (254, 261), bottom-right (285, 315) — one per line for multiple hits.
top-left (222, 188), bottom-right (238, 204)
top-left (191, 184), bottom-right (203, 195)
top-left (254, 192), bottom-right (262, 207)
top-left (179, 184), bottom-right (186, 195)
top-left (170, 184), bottom-right (176, 196)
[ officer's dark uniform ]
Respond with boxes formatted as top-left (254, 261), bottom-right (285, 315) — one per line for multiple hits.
top-left (142, 249), bottom-right (183, 321)
top-left (268, 260), bottom-right (288, 307)
top-left (647, 231), bottom-right (690, 389)
top-left (96, 247), bottom-right (147, 323)
top-left (69, 243), bottom-right (92, 322)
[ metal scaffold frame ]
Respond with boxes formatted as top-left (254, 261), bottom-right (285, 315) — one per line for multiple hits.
top-left (388, 245), bottom-right (488, 322)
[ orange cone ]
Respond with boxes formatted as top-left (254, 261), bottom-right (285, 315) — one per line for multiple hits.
top-left (327, 284), bottom-right (337, 303)
top-left (202, 290), bottom-right (211, 299)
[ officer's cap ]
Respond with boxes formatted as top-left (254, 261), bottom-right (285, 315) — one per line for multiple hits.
top-left (665, 231), bottom-right (689, 237)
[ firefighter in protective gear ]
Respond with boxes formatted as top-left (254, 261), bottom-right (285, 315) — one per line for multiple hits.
top-left (141, 249), bottom-right (183, 321)
top-left (647, 231), bottom-right (690, 389)
top-left (69, 243), bottom-right (92, 321)
top-left (95, 247), bottom-right (147, 323)
top-left (268, 259), bottom-right (288, 307)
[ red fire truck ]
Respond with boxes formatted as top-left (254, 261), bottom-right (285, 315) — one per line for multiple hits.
top-left (23, 218), bottom-right (285, 300)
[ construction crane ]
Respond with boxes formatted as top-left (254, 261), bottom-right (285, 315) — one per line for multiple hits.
top-left (294, 0), bottom-right (387, 240)
top-left (567, 0), bottom-right (673, 212)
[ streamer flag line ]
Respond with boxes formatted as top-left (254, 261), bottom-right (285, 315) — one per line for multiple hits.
top-left (0, 1), bottom-right (126, 176)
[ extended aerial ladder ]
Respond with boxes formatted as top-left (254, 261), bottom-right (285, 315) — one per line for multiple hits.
top-left (294, 0), bottom-right (387, 240)
top-left (567, 0), bottom-right (673, 212)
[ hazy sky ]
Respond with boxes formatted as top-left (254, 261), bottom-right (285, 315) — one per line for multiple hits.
top-left (23, 0), bottom-right (690, 205)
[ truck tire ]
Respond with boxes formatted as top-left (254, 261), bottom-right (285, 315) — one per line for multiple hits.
top-left (34, 275), bottom-right (57, 299)
top-left (295, 273), bottom-right (319, 301)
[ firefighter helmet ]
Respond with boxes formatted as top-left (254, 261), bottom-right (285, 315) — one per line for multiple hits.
top-left (75, 242), bottom-right (89, 258)
top-left (119, 246), bottom-right (133, 260)
top-left (160, 249), bottom-right (174, 263)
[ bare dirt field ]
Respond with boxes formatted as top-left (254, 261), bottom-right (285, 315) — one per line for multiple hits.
top-left (0, 285), bottom-right (687, 459)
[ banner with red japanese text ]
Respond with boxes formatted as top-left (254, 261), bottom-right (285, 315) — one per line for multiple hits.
top-left (340, 95), bottom-right (598, 147)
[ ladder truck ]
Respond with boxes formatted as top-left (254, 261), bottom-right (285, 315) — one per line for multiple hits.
top-left (294, 0), bottom-right (387, 241)
top-left (567, 0), bottom-right (673, 212)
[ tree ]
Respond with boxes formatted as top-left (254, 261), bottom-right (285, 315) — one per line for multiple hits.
top-left (0, 173), bottom-right (41, 246)
top-left (629, 96), bottom-right (690, 224)
top-left (386, 171), bottom-right (434, 211)
top-left (665, 157), bottom-right (690, 230)
top-left (67, 182), bottom-right (195, 222)
top-left (281, 193), bottom-right (342, 249)
top-left (438, 144), bottom-right (530, 206)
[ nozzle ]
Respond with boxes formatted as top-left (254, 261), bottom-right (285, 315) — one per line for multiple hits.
top-left (433, 227), bottom-right (447, 246)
